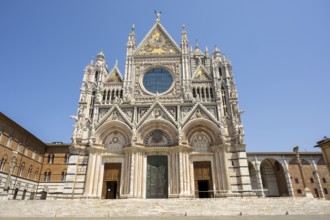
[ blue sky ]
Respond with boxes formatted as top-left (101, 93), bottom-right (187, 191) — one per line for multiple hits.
top-left (0, 0), bottom-right (329, 152)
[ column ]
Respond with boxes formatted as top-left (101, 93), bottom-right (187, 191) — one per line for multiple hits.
top-left (221, 148), bottom-right (231, 192)
top-left (311, 160), bottom-right (325, 199)
top-left (236, 150), bottom-right (252, 191)
top-left (281, 159), bottom-right (294, 197)
top-left (179, 152), bottom-right (184, 196)
top-left (254, 157), bottom-right (265, 197)
top-left (83, 153), bottom-right (95, 196)
top-left (213, 149), bottom-right (222, 195)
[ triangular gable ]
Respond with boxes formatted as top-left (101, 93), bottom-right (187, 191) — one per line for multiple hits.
top-left (181, 102), bottom-right (219, 127)
top-left (96, 104), bottom-right (133, 130)
top-left (192, 65), bottom-right (212, 81)
top-left (134, 23), bottom-right (181, 56)
top-left (104, 65), bottom-right (123, 83)
top-left (136, 101), bottom-right (178, 128)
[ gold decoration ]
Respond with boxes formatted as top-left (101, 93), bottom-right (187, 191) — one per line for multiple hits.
top-left (108, 71), bottom-right (121, 82)
top-left (194, 67), bottom-right (209, 80)
top-left (138, 28), bottom-right (176, 55)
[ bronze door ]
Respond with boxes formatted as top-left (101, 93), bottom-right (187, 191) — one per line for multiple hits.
top-left (146, 155), bottom-right (168, 198)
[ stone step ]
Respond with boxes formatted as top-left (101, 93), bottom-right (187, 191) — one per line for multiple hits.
top-left (0, 198), bottom-right (329, 217)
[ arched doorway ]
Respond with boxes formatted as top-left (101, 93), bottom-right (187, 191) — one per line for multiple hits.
top-left (260, 159), bottom-right (289, 197)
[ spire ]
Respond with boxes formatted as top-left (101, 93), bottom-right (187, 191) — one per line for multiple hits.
top-left (127, 24), bottom-right (136, 47)
top-left (115, 59), bottom-right (118, 67)
top-left (181, 24), bottom-right (189, 46)
top-left (96, 51), bottom-right (105, 62)
top-left (193, 43), bottom-right (204, 56)
top-left (205, 46), bottom-right (209, 58)
top-left (213, 46), bottom-right (221, 58)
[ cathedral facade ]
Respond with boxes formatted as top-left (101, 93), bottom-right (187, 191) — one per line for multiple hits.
top-left (1, 15), bottom-right (329, 201)
top-left (66, 15), bottom-right (250, 199)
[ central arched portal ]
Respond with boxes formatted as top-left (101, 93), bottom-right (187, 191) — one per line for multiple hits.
top-left (146, 155), bottom-right (168, 198)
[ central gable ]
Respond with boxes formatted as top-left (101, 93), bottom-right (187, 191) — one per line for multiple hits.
top-left (135, 23), bottom-right (181, 56)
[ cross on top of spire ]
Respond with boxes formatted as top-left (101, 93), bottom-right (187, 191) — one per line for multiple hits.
top-left (155, 11), bottom-right (161, 22)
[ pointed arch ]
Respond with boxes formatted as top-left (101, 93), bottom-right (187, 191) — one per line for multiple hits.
top-left (137, 118), bottom-right (177, 146)
top-left (96, 120), bottom-right (132, 148)
top-left (182, 118), bottom-right (222, 146)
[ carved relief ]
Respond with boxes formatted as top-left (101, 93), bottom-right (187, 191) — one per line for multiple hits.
top-left (190, 132), bottom-right (210, 152)
top-left (104, 132), bottom-right (126, 153)
top-left (181, 107), bottom-right (192, 119)
top-left (122, 108), bottom-right (134, 121)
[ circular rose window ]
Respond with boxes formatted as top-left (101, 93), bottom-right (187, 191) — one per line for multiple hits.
top-left (142, 68), bottom-right (173, 94)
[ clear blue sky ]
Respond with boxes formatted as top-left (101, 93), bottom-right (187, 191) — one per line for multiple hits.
top-left (0, 0), bottom-right (329, 152)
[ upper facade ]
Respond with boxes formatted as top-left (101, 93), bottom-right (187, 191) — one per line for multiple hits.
top-left (72, 14), bottom-right (244, 152)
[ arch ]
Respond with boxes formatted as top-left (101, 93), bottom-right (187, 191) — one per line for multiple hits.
top-left (260, 158), bottom-right (289, 197)
top-left (144, 129), bottom-right (171, 146)
top-left (137, 119), bottom-right (177, 146)
top-left (182, 118), bottom-right (221, 146)
top-left (96, 120), bottom-right (132, 145)
top-left (189, 131), bottom-right (211, 152)
top-left (248, 161), bottom-right (258, 190)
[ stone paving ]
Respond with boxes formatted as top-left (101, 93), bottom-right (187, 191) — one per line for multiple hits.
top-left (0, 198), bottom-right (329, 217)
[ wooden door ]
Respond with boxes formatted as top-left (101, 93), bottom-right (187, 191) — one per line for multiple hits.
top-left (102, 163), bottom-right (121, 199)
top-left (193, 161), bottom-right (213, 198)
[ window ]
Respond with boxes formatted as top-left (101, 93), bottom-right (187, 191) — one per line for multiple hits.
top-left (44, 169), bottom-right (51, 182)
top-left (18, 162), bottom-right (25, 176)
top-left (95, 71), bottom-right (99, 81)
top-left (310, 178), bottom-right (314, 183)
top-left (64, 154), bottom-right (70, 164)
top-left (61, 170), bottom-right (67, 182)
top-left (231, 161), bottom-right (235, 166)
top-left (324, 188), bottom-right (328, 194)
top-left (0, 155), bottom-right (8, 171)
top-left (34, 168), bottom-right (39, 181)
top-left (143, 68), bottom-right (173, 94)
top-left (295, 178), bottom-right (299, 184)
top-left (219, 67), bottom-right (222, 77)
top-left (221, 86), bottom-right (228, 115)
top-left (47, 154), bottom-right (54, 164)
top-left (323, 178), bottom-right (327, 183)
top-left (297, 189), bottom-right (302, 194)
top-left (27, 165), bottom-right (33, 179)
top-left (314, 188), bottom-right (319, 197)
